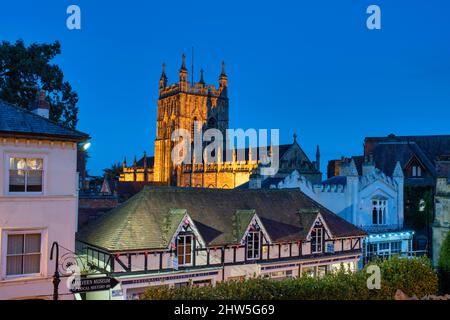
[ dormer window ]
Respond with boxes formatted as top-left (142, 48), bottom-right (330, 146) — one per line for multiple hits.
top-left (311, 227), bottom-right (323, 253)
top-left (372, 199), bottom-right (387, 225)
top-left (177, 234), bottom-right (193, 266)
top-left (246, 231), bottom-right (261, 260)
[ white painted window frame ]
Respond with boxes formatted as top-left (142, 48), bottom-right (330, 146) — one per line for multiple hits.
top-left (4, 151), bottom-right (48, 196)
top-left (372, 199), bottom-right (388, 225)
top-left (1, 228), bottom-right (48, 280)
top-left (177, 234), bottom-right (193, 267)
top-left (311, 227), bottom-right (323, 254)
top-left (246, 231), bottom-right (261, 260)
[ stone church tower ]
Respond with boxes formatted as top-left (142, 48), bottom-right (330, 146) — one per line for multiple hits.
top-left (120, 55), bottom-right (322, 189)
top-left (153, 54), bottom-right (229, 185)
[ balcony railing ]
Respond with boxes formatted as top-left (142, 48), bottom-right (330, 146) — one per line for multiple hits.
top-left (363, 250), bottom-right (427, 264)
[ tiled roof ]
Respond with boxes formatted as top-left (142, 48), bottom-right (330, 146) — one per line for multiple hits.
top-left (77, 187), bottom-right (366, 252)
top-left (0, 99), bottom-right (89, 141)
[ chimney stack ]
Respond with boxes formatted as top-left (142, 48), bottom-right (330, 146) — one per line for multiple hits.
top-left (31, 90), bottom-right (50, 119)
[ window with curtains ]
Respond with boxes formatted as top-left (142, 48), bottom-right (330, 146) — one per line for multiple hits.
top-left (9, 157), bottom-right (43, 192)
top-left (6, 233), bottom-right (41, 276)
top-left (177, 234), bottom-right (193, 266)
top-left (246, 231), bottom-right (261, 260)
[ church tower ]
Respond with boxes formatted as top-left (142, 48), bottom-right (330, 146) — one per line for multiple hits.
top-left (153, 54), bottom-right (229, 185)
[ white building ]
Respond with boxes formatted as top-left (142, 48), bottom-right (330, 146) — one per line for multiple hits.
top-left (0, 98), bottom-right (88, 299)
top-left (264, 158), bottom-right (414, 265)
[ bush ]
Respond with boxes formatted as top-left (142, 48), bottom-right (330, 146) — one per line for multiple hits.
top-left (438, 231), bottom-right (450, 273)
top-left (142, 256), bottom-right (438, 300)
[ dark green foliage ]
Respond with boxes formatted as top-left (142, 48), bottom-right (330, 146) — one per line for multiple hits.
top-left (0, 39), bottom-right (78, 129)
top-left (142, 257), bottom-right (438, 300)
top-left (404, 186), bottom-right (433, 231)
top-left (438, 231), bottom-right (450, 293)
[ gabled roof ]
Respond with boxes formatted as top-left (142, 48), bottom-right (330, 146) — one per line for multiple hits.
top-left (370, 142), bottom-right (436, 177)
top-left (365, 134), bottom-right (450, 177)
top-left (365, 134), bottom-right (450, 162)
top-left (0, 99), bottom-right (89, 142)
top-left (77, 187), bottom-right (366, 252)
top-left (136, 156), bottom-right (154, 167)
top-left (232, 209), bottom-right (256, 242)
top-left (162, 209), bottom-right (187, 246)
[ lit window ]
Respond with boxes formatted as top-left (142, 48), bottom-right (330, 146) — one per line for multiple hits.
top-left (177, 235), bottom-right (192, 266)
top-left (6, 233), bottom-right (41, 276)
top-left (9, 157), bottom-right (43, 192)
top-left (311, 228), bottom-right (323, 253)
top-left (372, 199), bottom-right (387, 225)
top-left (246, 231), bottom-right (261, 260)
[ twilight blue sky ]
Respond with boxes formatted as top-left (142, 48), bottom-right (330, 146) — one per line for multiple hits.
top-left (1, 0), bottom-right (449, 176)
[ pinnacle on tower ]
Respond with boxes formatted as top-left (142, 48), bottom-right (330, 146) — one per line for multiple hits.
top-left (179, 53), bottom-right (188, 82)
top-left (315, 145), bottom-right (321, 171)
top-left (181, 53), bottom-right (187, 70)
top-left (199, 68), bottom-right (205, 85)
top-left (159, 62), bottom-right (168, 88)
top-left (221, 61), bottom-right (226, 76)
top-left (219, 61), bottom-right (228, 88)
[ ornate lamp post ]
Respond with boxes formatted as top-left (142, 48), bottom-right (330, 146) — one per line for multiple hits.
top-left (50, 241), bottom-right (60, 300)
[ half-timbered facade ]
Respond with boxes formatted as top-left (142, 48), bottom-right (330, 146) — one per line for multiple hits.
top-left (76, 187), bottom-right (365, 300)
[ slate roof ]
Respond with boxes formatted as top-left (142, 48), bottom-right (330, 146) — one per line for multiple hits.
top-left (236, 176), bottom-right (285, 189)
top-left (136, 156), bottom-right (154, 167)
top-left (366, 134), bottom-right (450, 163)
top-left (369, 142), bottom-right (435, 177)
top-left (0, 99), bottom-right (89, 141)
top-left (77, 187), bottom-right (366, 252)
top-left (365, 135), bottom-right (450, 176)
top-left (321, 176), bottom-right (347, 186)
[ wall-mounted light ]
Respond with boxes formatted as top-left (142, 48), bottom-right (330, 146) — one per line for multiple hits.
top-left (82, 142), bottom-right (91, 150)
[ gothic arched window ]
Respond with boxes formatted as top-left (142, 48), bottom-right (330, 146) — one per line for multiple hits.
top-left (372, 199), bottom-right (387, 225)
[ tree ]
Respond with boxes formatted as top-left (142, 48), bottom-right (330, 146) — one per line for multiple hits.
top-left (103, 162), bottom-right (123, 182)
top-left (0, 39), bottom-right (78, 129)
top-left (438, 231), bottom-right (450, 293)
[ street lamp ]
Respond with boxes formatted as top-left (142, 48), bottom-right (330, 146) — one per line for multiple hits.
top-left (50, 242), bottom-right (60, 300)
